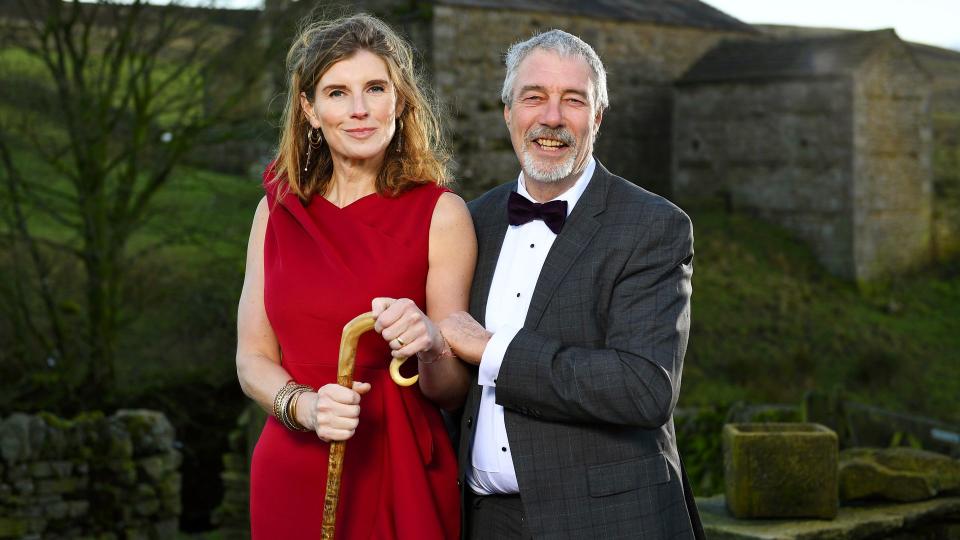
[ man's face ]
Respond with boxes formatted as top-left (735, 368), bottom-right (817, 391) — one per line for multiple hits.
top-left (504, 49), bottom-right (602, 185)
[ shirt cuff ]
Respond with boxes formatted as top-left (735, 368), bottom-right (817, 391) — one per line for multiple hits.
top-left (477, 326), bottom-right (520, 387)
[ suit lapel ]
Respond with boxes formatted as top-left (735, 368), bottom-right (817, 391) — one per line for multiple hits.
top-left (469, 184), bottom-right (513, 327)
top-left (524, 164), bottom-right (610, 329)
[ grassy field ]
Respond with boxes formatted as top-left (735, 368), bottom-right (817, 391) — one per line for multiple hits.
top-left (684, 207), bottom-right (960, 422)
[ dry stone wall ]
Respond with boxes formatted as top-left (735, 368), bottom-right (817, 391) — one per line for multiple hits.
top-left (0, 410), bottom-right (181, 539)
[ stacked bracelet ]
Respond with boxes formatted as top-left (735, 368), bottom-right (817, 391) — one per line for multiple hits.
top-left (273, 380), bottom-right (313, 432)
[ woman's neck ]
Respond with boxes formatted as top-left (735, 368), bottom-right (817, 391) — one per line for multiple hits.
top-left (325, 155), bottom-right (383, 208)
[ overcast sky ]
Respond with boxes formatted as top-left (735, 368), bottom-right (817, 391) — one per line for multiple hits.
top-left (703, 0), bottom-right (960, 51)
top-left (176, 0), bottom-right (960, 51)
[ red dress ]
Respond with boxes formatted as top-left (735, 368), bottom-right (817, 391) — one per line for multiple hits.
top-left (250, 170), bottom-right (460, 539)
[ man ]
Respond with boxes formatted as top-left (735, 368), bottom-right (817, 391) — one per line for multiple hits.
top-left (438, 29), bottom-right (703, 539)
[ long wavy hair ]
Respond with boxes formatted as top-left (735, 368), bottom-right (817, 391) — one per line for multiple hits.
top-left (272, 13), bottom-right (450, 200)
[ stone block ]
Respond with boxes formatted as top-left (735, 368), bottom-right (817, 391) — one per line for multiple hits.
top-left (0, 415), bottom-right (31, 464)
top-left (6, 463), bottom-right (28, 481)
top-left (134, 496), bottom-right (160, 517)
top-left (43, 500), bottom-right (69, 520)
top-left (839, 447), bottom-right (960, 502)
top-left (28, 461), bottom-right (52, 478)
top-left (12, 479), bottom-right (34, 496)
top-left (67, 500), bottom-right (89, 518)
top-left (136, 456), bottom-right (167, 482)
top-left (155, 472), bottom-right (180, 499)
top-left (723, 422), bottom-right (838, 519)
top-left (0, 517), bottom-right (29, 539)
top-left (111, 410), bottom-right (175, 456)
top-left (222, 453), bottom-right (244, 471)
top-left (37, 477), bottom-right (84, 495)
top-left (152, 518), bottom-right (178, 538)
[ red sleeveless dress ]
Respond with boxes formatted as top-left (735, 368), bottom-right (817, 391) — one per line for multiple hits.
top-left (250, 169), bottom-right (460, 539)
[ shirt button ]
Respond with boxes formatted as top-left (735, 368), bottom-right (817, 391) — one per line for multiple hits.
top-left (493, 378), bottom-right (497, 383)
top-left (529, 243), bottom-right (535, 248)
top-left (501, 447), bottom-right (507, 452)
top-left (516, 292), bottom-right (521, 298)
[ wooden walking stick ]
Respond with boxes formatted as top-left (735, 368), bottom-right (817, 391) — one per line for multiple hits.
top-left (321, 311), bottom-right (419, 540)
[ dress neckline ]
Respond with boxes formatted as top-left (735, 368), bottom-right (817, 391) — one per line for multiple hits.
top-left (311, 191), bottom-right (380, 211)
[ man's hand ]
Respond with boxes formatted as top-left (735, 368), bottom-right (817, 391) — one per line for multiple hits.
top-left (438, 311), bottom-right (492, 366)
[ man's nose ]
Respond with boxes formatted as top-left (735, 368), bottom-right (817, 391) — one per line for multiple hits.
top-left (538, 97), bottom-right (563, 127)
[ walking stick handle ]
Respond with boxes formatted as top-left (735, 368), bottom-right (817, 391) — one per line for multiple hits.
top-left (321, 311), bottom-right (419, 539)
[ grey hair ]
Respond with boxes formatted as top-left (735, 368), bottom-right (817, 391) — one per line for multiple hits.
top-left (501, 29), bottom-right (609, 113)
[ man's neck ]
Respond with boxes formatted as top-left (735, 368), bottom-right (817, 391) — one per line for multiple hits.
top-left (523, 174), bottom-right (579, 203)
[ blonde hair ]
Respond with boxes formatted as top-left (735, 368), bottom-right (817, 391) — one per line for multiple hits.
top-left (273, 13), bottom-right (450, 199)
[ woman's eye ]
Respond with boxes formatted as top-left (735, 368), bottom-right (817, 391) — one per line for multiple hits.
top-left (329, 89), bottom-right (345, 98)
top-left (369, 85), bottom-right (385, 93)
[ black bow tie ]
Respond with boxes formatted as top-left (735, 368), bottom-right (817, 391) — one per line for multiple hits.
top-left (507, 191), bottom-right (568, 234)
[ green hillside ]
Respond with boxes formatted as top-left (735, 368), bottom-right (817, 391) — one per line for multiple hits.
top-left (682, 208), bottom-right (960, 424)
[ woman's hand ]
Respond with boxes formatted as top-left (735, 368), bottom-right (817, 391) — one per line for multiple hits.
top-left (297, 381), bottom-right (371, 442)
top-left (371, 297), bottom-right (444, 361)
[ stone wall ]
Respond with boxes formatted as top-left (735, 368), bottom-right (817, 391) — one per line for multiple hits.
top-left (673, 77), bottom-right (858, 277)
top-left (851, 42), bottom-right (933, 281)
top-left (212, 403), bottom-right (266, 540)
top-left (432, 4), bottom-right (751, 197)
top-left (0, 410), bottom-right (181, 539)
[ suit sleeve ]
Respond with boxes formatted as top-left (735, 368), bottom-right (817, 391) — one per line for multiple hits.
top-left (494, 208), bottom-right (693, 428)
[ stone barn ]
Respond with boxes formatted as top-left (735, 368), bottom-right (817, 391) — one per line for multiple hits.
top-left (673, 30), bottom-right (933, 281)
top-left (429, 0), bottom-right (755, 196)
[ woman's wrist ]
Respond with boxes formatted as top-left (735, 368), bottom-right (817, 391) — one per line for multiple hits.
top-left (294, 392), bottom-right (317, 430)
top-left (418, 335), bottom-right (455, 364)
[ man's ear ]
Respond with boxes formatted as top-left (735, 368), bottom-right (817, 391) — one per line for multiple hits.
top-left (300, 91), bottom-right (320, 128)
top-left (503, 104), bottom-right (511, 126)
top-left (593, 108), bottom-right (603, 136)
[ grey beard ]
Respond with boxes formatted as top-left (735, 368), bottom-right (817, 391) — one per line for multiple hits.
top-left (521, 146), bottom-right (577, 184)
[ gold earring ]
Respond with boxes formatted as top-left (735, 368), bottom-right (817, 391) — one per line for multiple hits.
top-left (303, 127), bottom-right (323, 172)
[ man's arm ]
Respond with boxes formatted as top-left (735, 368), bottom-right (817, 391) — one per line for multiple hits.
top-left (442, 208), bottom-right (693, 428)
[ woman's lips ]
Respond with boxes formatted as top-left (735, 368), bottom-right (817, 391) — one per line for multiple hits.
top-left (345, 127), bottom-right (376, 139)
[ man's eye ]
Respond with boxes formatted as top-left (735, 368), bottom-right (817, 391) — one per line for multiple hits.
top-left (522, 95), bottom-right (542, 102)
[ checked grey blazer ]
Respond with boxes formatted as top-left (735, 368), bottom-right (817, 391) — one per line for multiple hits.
top-left (458, 161), bottom-right (700, 539)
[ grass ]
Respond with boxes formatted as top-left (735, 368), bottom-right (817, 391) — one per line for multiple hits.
top-left (682, 207), bottom-right (960, 423)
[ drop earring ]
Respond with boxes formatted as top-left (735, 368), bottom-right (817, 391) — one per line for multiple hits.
top-left (304, 127), bottom-right (323, 172)
top-left (395, 118), bottom-right (403, 153)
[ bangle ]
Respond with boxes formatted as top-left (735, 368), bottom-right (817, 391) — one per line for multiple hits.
top-left (284, 386), bottom-right (312, 432)
top-left (273, 380), bottom-right (312, 432)
top-left (418, 336), bottom-right (456, 365)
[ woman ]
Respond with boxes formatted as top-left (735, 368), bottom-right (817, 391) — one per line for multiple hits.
top-left (236, 13), bottom-right (475, 538)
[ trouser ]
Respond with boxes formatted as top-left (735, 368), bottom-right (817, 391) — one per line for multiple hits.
top-left (465, 490), bottom-right (534, 540)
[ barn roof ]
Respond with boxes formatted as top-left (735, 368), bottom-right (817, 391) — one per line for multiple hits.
top-left (679, 29), bottom-right (924, 83)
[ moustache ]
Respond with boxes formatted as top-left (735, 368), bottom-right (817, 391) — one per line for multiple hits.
top-left (526, 127), bottom-right (575, 147)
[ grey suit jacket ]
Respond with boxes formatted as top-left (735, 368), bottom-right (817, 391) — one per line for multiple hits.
top-left (458, 162), bottom-right (698, 539)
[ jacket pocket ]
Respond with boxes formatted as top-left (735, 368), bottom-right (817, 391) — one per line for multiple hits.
top-left (587, 452), bottom-right (671, 497)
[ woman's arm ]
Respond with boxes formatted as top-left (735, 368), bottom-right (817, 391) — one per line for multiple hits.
top-left (372, 192), bottom-right (476, 410)
top-left (236, 196), bottom-right (369, 441)
top-left (419, 192), bottom-right (476, 409)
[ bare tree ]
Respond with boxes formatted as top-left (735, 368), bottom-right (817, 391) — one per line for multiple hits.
top-left (0, 0), bottom-right (269, 408)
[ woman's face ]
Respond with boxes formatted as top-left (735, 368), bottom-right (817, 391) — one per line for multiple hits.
top-left (301, 49), bottom-right (401, 164)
